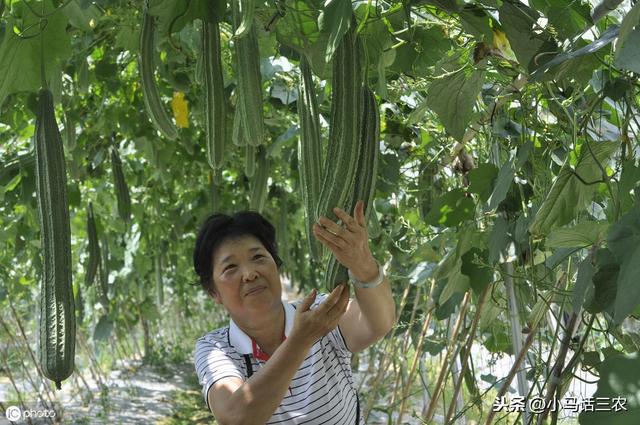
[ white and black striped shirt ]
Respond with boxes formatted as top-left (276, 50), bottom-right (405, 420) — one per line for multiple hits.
top-left (194, 293), bottom-right (363, 424)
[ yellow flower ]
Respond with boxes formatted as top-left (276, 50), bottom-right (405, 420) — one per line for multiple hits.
top-left (171, 91), bottom-right (189, 128)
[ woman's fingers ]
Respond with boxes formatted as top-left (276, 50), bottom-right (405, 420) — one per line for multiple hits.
top-left (354, 200), bottom-right (367, 228)
top-left (327, 285), bottom-right (350, 318)
top-left (299, 288), bottom-right (317, 312)
top-left (312, 224), bottom-right (344, 251)
top-left (332, 207), bottom-right (360, 232)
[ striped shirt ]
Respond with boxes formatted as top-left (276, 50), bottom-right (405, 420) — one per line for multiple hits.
top-left (194, 293), bottom-right (363, 424)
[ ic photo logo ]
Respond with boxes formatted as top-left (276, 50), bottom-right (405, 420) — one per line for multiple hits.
top-left (4, 405), bottom-right (56, 422)
top-left (5, 406), bottom-right (21, 422)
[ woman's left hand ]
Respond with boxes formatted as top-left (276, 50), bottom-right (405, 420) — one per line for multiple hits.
top-left (312, 200), bottom-right (379, 283)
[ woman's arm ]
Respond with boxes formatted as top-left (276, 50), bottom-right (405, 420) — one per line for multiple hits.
top-left (313, 201), bottom-right (397, 353)
top-left (209, 285), bottom-right (349, 425)
top-left (339, 271), bottom-right (395, 353)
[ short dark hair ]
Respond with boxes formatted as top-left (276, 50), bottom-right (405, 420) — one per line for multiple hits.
top-left (193, 211), bottom-right (283, 292)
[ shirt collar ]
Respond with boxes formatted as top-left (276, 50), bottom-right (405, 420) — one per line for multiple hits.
top-left (228, 300), bottom-right (295, 355)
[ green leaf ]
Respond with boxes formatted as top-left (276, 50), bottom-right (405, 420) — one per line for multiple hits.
top-left (488, 216), bottom-right (510, 265)
top-left (140, 297), bottom-right (161, 322)
top-left (93, 315), bottom-right (114, 342)
top-left (439, 265), bottom-right (469, 305)
top-left (62, 0), bottom-right (102, 31)
top-left (618, 160), bottom-right (640, 213)
top-left (614, 28), bottom-right (640, 74)
top-left (468, 163), bottom-right (498, 202)
top-left (391, 26), bottom-right (451, 77)
top-left (530, 0), bottom-right (591, 40)
top-left (426, 68), bottom-right (484, 141)
top-left (585, 248), bottom-right (618, 315)
top-left (617, 1), bottom-right (640, 51)
top-left (499, 1), bottom-right (545, 71)
top-left (460, 248), bottom-right (492, 294)
top-left (545, 221), bottom-right (609, 248)
top-left (581, 351), bottom-right (600, 368)
top-left (459, 4), bottom-right (493, 41)
top-left (276, 0), bottom-right (321, 52)
top-left (529, 142), bottom-right (617, 237)
top-left (355, 2), bottom-right (394, 67)
top-left (318, 0), bottom-right (352, 63)
top-left (487, 158), bottom-right (515, 210)
top-left (424, 189), bottom-right (475, 227)
top-left (608, 201), bottom-right (640, 324)
top-left (578, 352), bottom-right (640, 425)
top-left (573, 257), bottom-right (594, 314)
top-left (614, 245), bottom-right (640, 324)
top-left (484, 326), bottom-right (513, 355)
top-left (0, 0), bottom-right (72, 106)
top-left (3, 172), bottom-right (22, 193)
top-left (487, 141), bottom-right (532, 210)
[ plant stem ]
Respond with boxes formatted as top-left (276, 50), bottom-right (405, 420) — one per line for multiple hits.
top-left (421, 290), bottom-right (471, 423)
top-left (445, 286), bottom-right (490, 424)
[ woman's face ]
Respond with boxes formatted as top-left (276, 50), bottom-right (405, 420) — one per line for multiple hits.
top-left (208, 235), bottom-right (282, 321)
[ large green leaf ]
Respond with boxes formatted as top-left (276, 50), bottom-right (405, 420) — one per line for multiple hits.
top-left (391, 26), bottom-right (451, 78)
top-left (530, 0), bottom-right (591, 39)
top-left (529, 142), bottom-right (617, 237)
top-left (617, 0), bottom-right (640, 51)
top-left (607, 200), bottom-right (640, 324)
top-left (486, 141), bottom-right (532, 211)
top-left (62, 0), bottom-right (102, 31)
top-left (0, 0), bottom-right (72, 106)
top-left (545, 221), bottom-right (609, 248)
top-left (459, 4), bottom-right (493, 41)
top-left (276, 0), bottom-right (321, 51)
top-left (488, 216), bottom-right (511, 265)
top-left (585, 248), bottom-right (618, 315)
top-left (93, 315), bottom-right (114, 342)
top-left (426, 67), bottom-right (484, 141)
top-left (614, 28), bottom-right (640, 74)
top-left (424, 189), bottom-right (475, 227)
top-left (499, 1), bottom-right (545, 71)
top-left (468, 163), bottom-right (498, 202)
top-left (461, 248), bottom-right (492, 294)
top-left (578, 352), bottom-right (640, 425)
top-left (573, 257), bottom-right (594, 314)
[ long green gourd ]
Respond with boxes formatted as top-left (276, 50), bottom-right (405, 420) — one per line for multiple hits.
top-left (97, 234), bottom-right (110, 310)
top-left (139, 0), bottom-right (178, 140)
top-left (297, 55), bottom-right (323, 262)
top-left (85, 202), bottom-right (100, 288)
top-left (203, 15), bottom-right (226, 169)
top-left (250, 147), bottom-right (270, 212)
top-left (232, 0), bottom-right (264, 146)
top-left (324, 87), bottom-right (379, 289)
top-left (351, 86), bottom-right (380, 221)
top-left (314, 21), bottom-right (364, 289)
top-left (314, 22), bottom-right (362, 224)
top-left (234, 0), bottom-right (256, 39)
top-left (34, 88), bottom-right (75, 390)
top-left (110, 146), bottom-right (131, 223)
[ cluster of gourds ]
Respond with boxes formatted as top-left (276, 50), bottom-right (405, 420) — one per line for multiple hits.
top-left (35, 1), bottom-right (380, 390)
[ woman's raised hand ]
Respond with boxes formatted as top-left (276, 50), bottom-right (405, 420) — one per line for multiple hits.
top-left (313, 200), bottom-right (379, 283)
top-left (289, 284), bottom-right (349, 349)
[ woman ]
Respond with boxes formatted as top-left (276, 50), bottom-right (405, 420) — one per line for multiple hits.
top-left (193, 200), bottom-right (396, 424)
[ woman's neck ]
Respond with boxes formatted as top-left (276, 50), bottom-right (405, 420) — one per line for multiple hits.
top-left (236, 302), bottom-right (285, 356)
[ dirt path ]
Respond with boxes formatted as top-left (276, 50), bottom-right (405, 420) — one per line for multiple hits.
top-left (58, 360), bottom-right (196, 425)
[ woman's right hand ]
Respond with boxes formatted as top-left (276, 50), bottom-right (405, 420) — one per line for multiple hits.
top-left (289, 284), bottom-right (350, 349)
